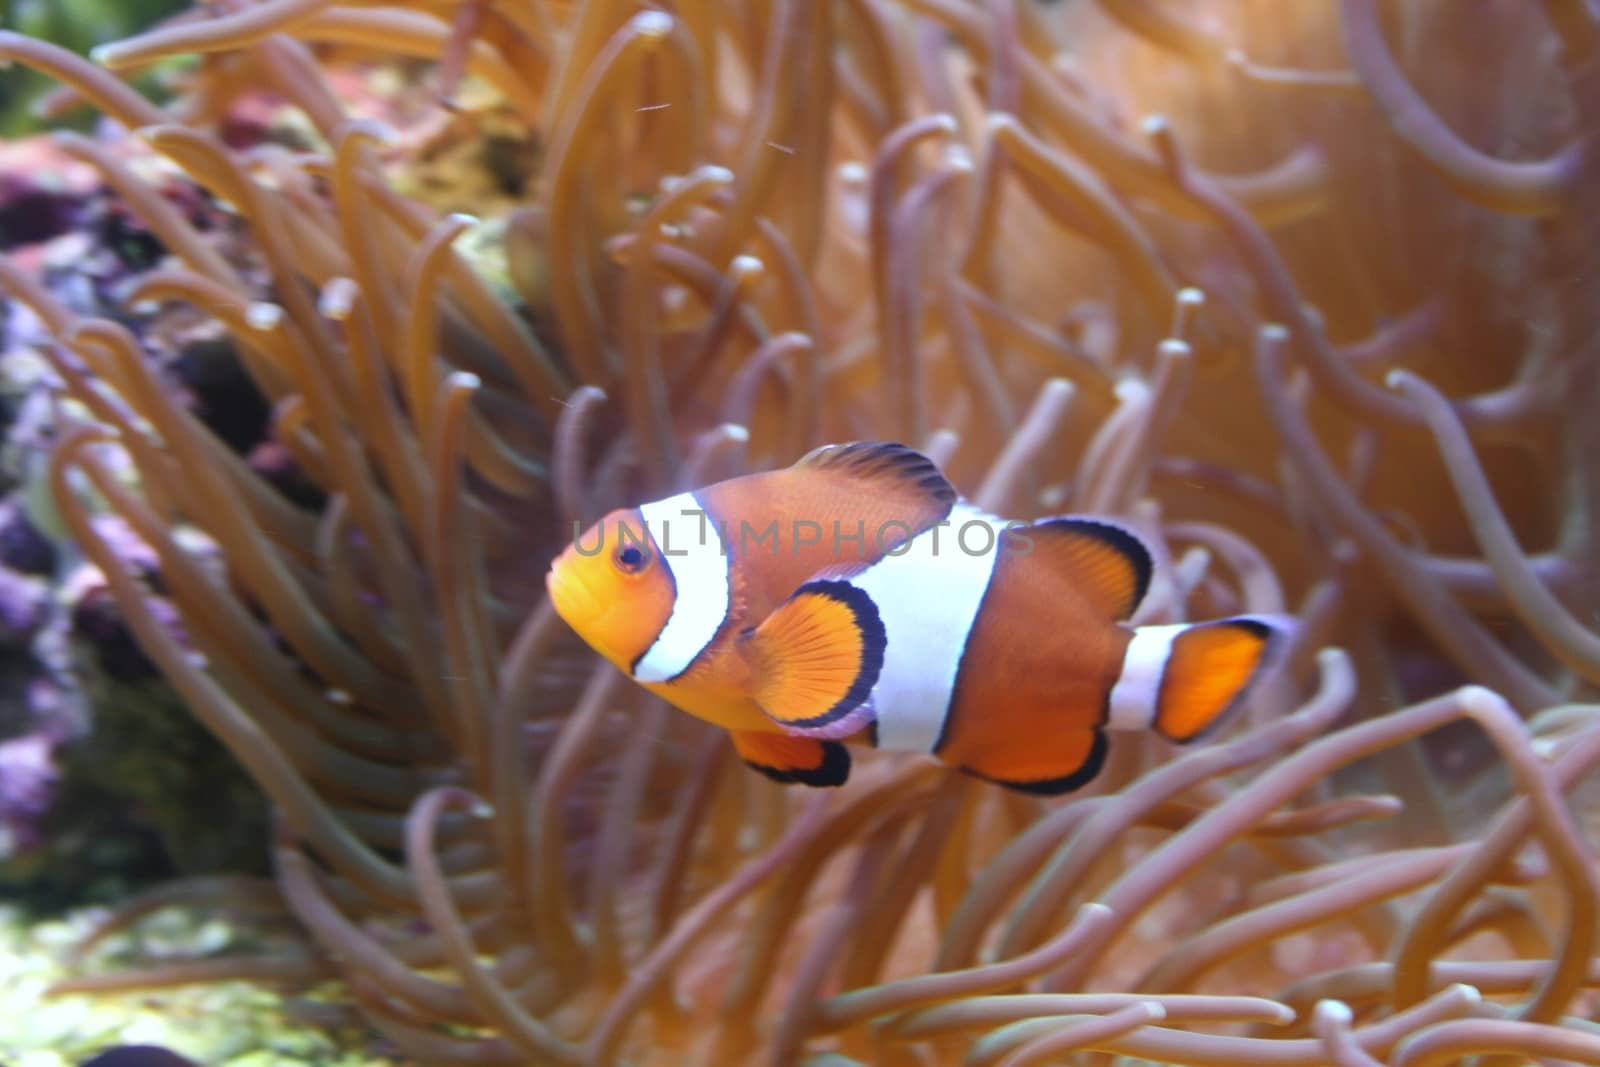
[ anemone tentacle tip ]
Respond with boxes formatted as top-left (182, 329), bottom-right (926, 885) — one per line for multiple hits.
top-left (244, 303), bottom-right (284, 331)
top-left (1114, 378), bottom-right (1152, 403)
top-left (632, 10), bottom-right (674, 37)
top-left (943, 145), bottom-right (975, 172)
top-left (1457, 685), bottom-right (1510, 717)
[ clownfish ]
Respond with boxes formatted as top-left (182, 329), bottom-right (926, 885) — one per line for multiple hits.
top-left (546, 442), bottom-right (1294, 794)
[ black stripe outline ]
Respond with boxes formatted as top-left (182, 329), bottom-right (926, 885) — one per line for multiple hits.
top-left (963, 729), bottom-right (1109, 796)
top-left (629, 492), bottom-right (736, 683)
top-left (932, 537), bottom-right (1005, 755)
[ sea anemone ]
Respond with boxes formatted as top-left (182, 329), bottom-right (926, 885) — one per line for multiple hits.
top-left (1, 1), bottom-right (1598, 1064)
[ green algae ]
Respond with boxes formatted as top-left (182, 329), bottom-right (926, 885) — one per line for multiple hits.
top-left (0, 905), bottom-right (404, 1066)
top-left (0, 0), bottom-right (192, 135)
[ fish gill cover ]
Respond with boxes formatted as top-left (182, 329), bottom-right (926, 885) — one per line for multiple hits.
top-left (0, 1), bottom-right (1597, 1064)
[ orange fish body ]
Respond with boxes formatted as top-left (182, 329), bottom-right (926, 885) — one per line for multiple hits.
top-left (547, 442), bottom-right (1293, 792)
top-left (547, 443), bottom-right (955, 734)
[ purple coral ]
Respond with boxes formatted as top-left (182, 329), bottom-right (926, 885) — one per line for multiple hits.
top-left (0, 731), bottom-right (59, 853)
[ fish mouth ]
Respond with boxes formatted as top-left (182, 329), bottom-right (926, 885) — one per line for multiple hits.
top-left (545, 562), bottom-right (597, 624)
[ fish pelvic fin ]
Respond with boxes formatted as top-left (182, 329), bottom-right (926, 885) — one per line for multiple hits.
top-left (730, 729), bottom-right (852, 787)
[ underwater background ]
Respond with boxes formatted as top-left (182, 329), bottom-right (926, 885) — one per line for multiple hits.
top-left (1, 1), bottom-right (189, 133)
top-left (0, 0), bottom-right (1597, 1064)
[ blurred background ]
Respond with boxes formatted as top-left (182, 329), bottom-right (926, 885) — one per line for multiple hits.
top-left (1, 0), bottom-right (188, 134)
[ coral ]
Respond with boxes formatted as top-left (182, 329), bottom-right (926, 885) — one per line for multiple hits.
top-left (0, 136), bottom-right (270, 907)
top-left (0, 1), bottom-right (1598, 1065)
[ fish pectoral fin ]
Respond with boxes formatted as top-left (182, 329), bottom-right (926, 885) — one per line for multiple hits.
top-left (1023, 517), bottom-right (1154, 621)
top-left (1154, 615), bottom-right (1296, 743)
top-left (730, 729), bottom-right (851, 787)
top-left (960, 727), bottom-right (1108, 796)
top-left (741, 579), bottom-right (884, 739)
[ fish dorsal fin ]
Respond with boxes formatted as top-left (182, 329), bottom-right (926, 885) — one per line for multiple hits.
top-left (794, 441), bottom-right (957, 509)
top-left (741, 579), bottom-right (884, 739)
top-left (1024, 517), bottom-right (1153, 621)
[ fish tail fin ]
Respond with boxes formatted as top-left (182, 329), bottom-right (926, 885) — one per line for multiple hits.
top-left (1111, 615), bottom-right (1297, 743)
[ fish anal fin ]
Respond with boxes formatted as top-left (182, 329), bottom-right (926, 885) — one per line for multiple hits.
top-left (1155, 616), bottom-right (1290, 743)
top-left (960, 727), bottom-right (1108, 796)
top-left (730, 729), bottom-right (851, 787)
top-left (1022, 517), bottom-right (1153, 621)
top-left (743, 580), bottom-right (884, 739)
top-left (794, 441), bottom-right (957, 509)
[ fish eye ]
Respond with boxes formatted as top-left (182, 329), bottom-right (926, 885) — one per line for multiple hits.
top-left (615, 543), bottom-right (650, 575)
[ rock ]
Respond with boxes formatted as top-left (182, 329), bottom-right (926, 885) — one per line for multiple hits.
top-left (79, 1046), bottom-right (203, 1067)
